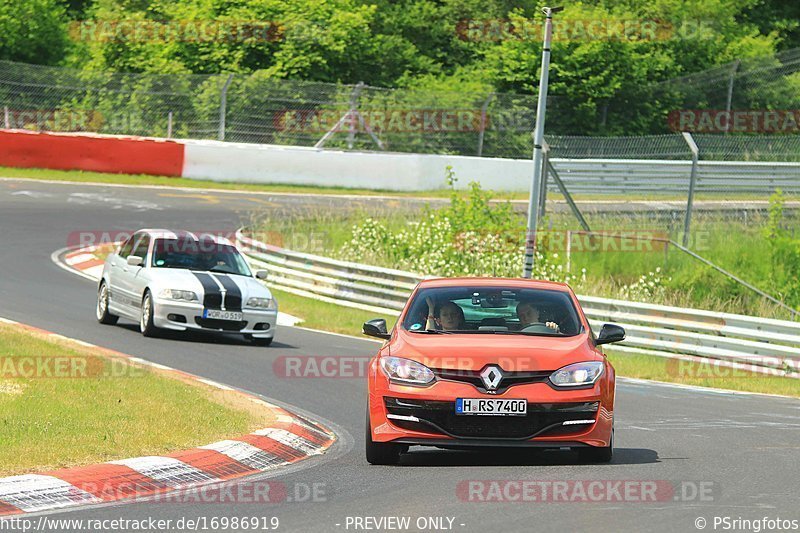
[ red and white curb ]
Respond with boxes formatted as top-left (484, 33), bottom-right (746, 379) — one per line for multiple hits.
top-left (55, 245), bottom-right (303, 327)
top-left (0, 316), bottom-right (335, 516)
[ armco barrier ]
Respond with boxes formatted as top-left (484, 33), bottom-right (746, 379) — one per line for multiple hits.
top-left (236, 230), bottom-right (800, 375)
top-left (0, 130), bottom-right (184, 176)
top-left (2, 129), bottom-right (800, 193)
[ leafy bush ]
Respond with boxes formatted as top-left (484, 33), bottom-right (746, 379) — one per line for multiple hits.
top-left (338, 169), bottom-right (585, 284)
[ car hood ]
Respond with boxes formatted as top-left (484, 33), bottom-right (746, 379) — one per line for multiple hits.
top-left (390, 329), bottom-right (600, 371)
top-left (150, 269), bottom-right (272, 300)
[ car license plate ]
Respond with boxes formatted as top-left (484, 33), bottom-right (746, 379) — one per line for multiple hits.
top-left (455, 398), bottom-right (527, 416)
top-left (203, 309), bottom-right (243, 321)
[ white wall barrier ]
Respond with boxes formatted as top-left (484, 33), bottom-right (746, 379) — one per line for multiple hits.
top-left (183, 138), bottom-right (800, 193)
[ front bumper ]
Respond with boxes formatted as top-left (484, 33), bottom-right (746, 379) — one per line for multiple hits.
top-left (151, 298), bottom-right (277, 337)
top-left (369, 365), bottom-right (614, 448)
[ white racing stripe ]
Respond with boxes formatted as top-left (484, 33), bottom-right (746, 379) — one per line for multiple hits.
top-left (108, 457), bottom-right (216, 488)
top-left (252, 428), bottom-right (319, 455)
top-left (0, 475), bottom-right (101, 512)
top-left (200, 440), bottom-right (285, 470)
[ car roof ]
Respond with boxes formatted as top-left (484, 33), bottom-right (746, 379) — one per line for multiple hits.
top-left (136, 229), bottom-right (234, 246)
top-left (417, 277), bottom-right (572, 292)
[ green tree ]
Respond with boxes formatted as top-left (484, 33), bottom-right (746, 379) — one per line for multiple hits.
top-left (0, 0), bottom-right (70, 65)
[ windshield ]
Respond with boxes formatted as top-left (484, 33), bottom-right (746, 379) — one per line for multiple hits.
top-left (402, 286), bottom-right (583, 336)
top-left (151, 238), bottom-right (252, 277)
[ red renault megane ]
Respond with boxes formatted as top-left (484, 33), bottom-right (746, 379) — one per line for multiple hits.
top-left (362, 278), bottom-right (625, 465)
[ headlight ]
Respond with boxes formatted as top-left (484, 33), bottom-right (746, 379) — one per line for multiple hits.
top-left (550, 361), bottom-right (604, 387)
top-left (380, 356), bottom-right (435, 385)
top-left (158, 289), bottom-right (198, 301)
top-left (246, 297), bottom-right (275, 309)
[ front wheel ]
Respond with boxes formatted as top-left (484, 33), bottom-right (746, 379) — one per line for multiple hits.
top-left (139, 290), bottom-right (159, 337)
top-left (365, 409), bottom-right (404, 465)
top-left (246, 334), bottom-right (273, 347)
top-left (96, 281), bottom-right (118, 325)
top-left (578, 428), bottom-right (613, 463)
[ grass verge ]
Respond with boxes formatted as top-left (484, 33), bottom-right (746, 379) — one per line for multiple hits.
top-left (0, 322), bottom-right (276, 475)
top-left (271, 287), bottom-right (397, 337)
top-left (606, 350), bottom-right (799, 397)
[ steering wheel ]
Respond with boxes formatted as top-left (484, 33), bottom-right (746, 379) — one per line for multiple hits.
top-left (520, 322), bottom-right (556, 334)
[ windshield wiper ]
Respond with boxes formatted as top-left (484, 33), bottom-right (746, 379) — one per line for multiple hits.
top-left (411, 329), bottom-right (454, 334)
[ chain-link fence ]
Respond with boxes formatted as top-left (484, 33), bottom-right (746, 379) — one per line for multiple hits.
top-left (2, 49), bottom-right (799, 158)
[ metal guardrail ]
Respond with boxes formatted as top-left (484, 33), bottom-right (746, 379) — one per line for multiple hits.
top-left (549, 159), bottom-right (800, 194)
top-left (236, 230), bottom-right (800, 376)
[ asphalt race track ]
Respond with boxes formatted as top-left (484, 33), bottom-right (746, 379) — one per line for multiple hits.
top-left (1, 178), bottom-right (799, 533)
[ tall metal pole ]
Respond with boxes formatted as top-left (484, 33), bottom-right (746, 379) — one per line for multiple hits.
top-left (522, 6), bottom-right (561, 278)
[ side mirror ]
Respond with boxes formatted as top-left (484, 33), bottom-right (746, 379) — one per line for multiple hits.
top-left (126, 255), bottom-right (144, 267)
top-left (255, 270), bottom-right (268, 280)
top-left (596, 324), bottom-right (625, 345)
top-left (363, 318), bottom-right (391, 340)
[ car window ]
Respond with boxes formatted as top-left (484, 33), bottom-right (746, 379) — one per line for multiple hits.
top-left (131, 234), bottom-right (150, 260)
top-left (117, 236), bottom-right (135, 258)
top-left (402, 286), bottom-right (583, 336)
top-left (151, 238), bottom-right (252, 276)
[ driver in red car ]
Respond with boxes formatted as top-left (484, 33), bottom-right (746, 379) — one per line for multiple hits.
top-left (517, 300), bottom-right (560, 332)
top-left (425, 297), bottom-right (466, 331)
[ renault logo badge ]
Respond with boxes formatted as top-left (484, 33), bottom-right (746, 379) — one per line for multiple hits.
top-left (480, 365), bottom-right (504, 391)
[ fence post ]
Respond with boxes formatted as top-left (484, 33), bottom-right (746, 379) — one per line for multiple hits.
top-left (218, 74), bottom-right (234, 141)
top-left (476, 93), bottom-right (494, 156)
top-left (167, 111), bottom-right (173, 139)
top-left (347, 81), bottom-right (364, 150)
top-left (724, 60), bottom-right (740, 135)
top-left (3, 106), bottom-right (9, 129)
top-left (681, 131), bottom-right (700, 247)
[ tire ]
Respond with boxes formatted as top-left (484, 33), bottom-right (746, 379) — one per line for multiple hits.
top-left (365, 409), bottom-right (404, 465)
top-left (96, 281), bottom-right (119, 325)
top-left (246, 334), bottom-right (273, 347)
top-left (578, 428), bottom-right (613, 463)
top-left (139, 290), bottom-right (159, 337)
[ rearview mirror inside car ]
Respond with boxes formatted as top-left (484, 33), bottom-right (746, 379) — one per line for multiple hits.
top-left (126, 255), bottom-right (143, 267)
top-left (363, 318), bottom-right (391, 340)
top-left (596, 323), bottom-right (625, 345)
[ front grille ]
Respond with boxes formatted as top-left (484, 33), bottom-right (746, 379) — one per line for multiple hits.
top-left (385, 397), bottom-right (598, 440)
top-left (432, 367), bottom-right (552, 394)
top-left (195, 317), bottom-right (247, 331)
